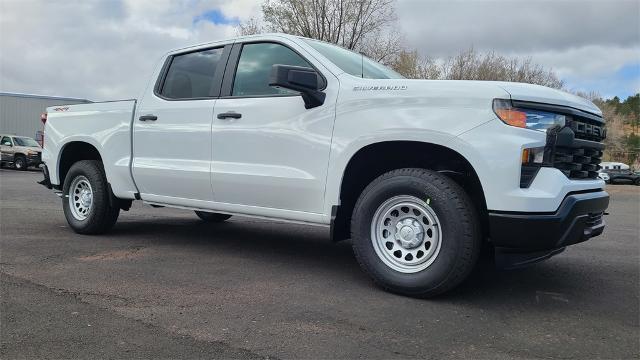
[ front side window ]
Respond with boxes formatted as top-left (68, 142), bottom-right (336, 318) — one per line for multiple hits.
top-left (161, 47), bottom-right (224, 99)
top-left (1, 136), bottom-right (12, 146)
top-left (304, 39), bottom-right (403, 79)
top-left (232, 43), bottom-right (312, 96)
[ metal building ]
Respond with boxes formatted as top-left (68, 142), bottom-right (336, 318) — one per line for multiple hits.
top-left (0, 92), bottom-right (90, 143)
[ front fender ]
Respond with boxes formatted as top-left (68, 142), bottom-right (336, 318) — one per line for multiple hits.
top-left (323, 129), bottom-right (491, 218)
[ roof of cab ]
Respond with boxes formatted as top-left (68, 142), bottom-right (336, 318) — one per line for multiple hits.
top-left (171, 33), bottom-right (301, 53)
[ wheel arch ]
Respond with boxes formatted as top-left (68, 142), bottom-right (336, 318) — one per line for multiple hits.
top-left (330, 139), bottom-right (488, 242)
top-left (57, 141), bottom-right (103, 187)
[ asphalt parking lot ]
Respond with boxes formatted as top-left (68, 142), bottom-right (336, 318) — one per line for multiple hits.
top-left (1, 168), bottom-right (638, 359)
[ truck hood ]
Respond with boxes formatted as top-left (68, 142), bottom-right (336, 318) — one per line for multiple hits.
top-left (341, 76), bottom-right (602, 117)
top-left (494, 82), bottom-right (602, 116)
top-left (16, 145), bottom-right (42, 152)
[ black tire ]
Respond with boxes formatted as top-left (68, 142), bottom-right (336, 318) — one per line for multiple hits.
top-left (62, 160), bottom-right (120, 234)
top-left (634, 178), bottom-right (640, 186)
top-left (14, 156), bottom-right (27, 170)
top-left (195, 211), bottom-right (232, 222)
top-left (351, 168), bottom-right (480, 298)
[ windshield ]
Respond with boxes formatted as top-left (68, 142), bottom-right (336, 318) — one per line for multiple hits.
top-left (13, 137), bottom-right (40, 147)
top-left (304, 39), bottom-right (404, 79)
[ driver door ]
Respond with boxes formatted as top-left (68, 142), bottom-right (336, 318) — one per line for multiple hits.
top-left (211, 41), bottom-right (338, 214)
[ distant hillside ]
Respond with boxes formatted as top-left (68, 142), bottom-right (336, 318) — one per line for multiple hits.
top-left (595, 94), bottom-right (639, 167)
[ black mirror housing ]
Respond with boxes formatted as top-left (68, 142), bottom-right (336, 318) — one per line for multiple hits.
top-left (269, 65), bottom-right (326, 109)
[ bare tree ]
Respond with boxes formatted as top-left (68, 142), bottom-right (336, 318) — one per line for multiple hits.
top-left (236, 18), bottom-right (262, 36)
top-left (238, 1), bottom-right (564, 90)
top-left (238, 0), bottom-right (402, 63)
top-left (439, 47), bottom-right (564, 89)
top-left (392, 49), bottom-right (440, 79)
top-left (358, 27), bottom-right (405, 64)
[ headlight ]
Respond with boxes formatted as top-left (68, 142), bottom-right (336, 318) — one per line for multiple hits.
top-left (493, 99), bottom-right (566, 131)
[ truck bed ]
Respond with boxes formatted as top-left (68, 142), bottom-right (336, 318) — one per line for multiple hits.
top-left (42, 100), bottom-right (139, 199)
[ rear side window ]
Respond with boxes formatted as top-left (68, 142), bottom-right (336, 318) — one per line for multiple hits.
top-left (161, 47), bottom-right (224, 99)
top-left (232, 43), bottom-right (312, 97)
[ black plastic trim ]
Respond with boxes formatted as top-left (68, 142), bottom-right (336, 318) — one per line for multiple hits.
top-left (519, 165), bottom-right (541, 188)
top-left (220, 43), bottom-right (242, 97)
top-left (38, 164), bottom-right (52, 189)
top-left (489, 190), bottom-right (609, 252)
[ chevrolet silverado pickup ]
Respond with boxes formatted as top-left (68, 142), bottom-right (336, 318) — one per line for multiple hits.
top-left (40, 34), bottom-right (609, 297)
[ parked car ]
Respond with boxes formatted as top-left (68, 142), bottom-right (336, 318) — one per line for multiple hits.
top-left (39, 34), bottom-right (609, 297)
top-left (597, 171), bottom-right (610, 183)
top-left (603, 169), bottom-right (640, 185)
top-left (0, 134), bottom-right (42, 170)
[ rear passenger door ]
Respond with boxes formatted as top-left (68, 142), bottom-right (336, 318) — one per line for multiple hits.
top-left (210, 41), bottom-right (338, 215)
top-left (132, 45), bottom-right (231, 203)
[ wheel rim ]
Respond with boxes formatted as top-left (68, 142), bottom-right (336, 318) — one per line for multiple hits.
top-left (15, 159), bottom-right (23, 169)
top-left (370, 195), bottom-right (442, 273)
top-left (68, 175), bottom-right (93, 221)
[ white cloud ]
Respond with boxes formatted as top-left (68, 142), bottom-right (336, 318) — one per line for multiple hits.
top-left (524, 46), bottom-right (640, 81)
top-left (395, 0), bottom-right (640, 97)
top-left (0, 0), bottom-right (638, 100)
top-left (0, 0), bottom-right (252, 101)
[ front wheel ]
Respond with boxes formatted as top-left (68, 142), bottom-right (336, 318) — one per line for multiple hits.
top-left (351, 168), bottom-right (480, 298)
top-left (62, 160), bottom-right (120, 234)
top-left (14, 156), bottom-right (26, 170)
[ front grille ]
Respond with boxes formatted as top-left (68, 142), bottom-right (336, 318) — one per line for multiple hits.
top-left (568, 119), bottom-right (606, 142)
top-left (551, 117), bottom-right (605, 180)
top-left (585, 212), bottom-right (603, 227)
top-left (553, 146), bottom-right (603, 179)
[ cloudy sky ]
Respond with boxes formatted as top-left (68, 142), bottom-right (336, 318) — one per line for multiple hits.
top-left (0, 0), bottom-right (638, 101)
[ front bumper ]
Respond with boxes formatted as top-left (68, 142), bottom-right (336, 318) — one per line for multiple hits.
top-left (489, 190), bottom-right (609, 268)
top-left (27, 153), bottom-right (42, 166)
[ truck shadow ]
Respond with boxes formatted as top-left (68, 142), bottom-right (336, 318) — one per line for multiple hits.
top-left (107, 216), bottom-right (607, 305)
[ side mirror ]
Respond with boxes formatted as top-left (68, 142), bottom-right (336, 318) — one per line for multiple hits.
top-left (269, 64), bottom-right (326, 109)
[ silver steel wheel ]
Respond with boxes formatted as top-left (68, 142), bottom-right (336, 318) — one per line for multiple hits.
top-left (370, 195), bottom-right (442, 273)
top-left (68, 175), bottom-right (93, 221)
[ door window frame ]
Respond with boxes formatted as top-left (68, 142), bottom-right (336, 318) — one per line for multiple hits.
top-left (219, 40), bottom-right (327, 99)
top-left (1, 136), bottom-right (13, 146)
top-left (153, 44), bottom-right (232, 101)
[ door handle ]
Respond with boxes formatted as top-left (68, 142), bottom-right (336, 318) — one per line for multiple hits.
top-left (139, 114), bottom-right (158, 121)
top-left (217, 112), bottom-right (242, 120)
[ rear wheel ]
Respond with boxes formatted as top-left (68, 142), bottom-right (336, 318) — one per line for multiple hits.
top-left (351, 168), bottom-right (480, 297)
top-left (62, 160), bottom-right (119, 234)
top-left (14, 156), bottom-right (26, 170)
top-left (195, 211), bottom-right (232, 222)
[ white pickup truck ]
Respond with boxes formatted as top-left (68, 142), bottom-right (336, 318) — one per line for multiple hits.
top-left (41, 33), bottom-right (609, 297)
